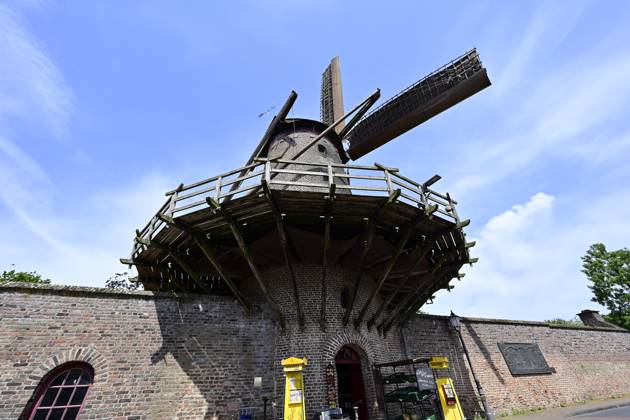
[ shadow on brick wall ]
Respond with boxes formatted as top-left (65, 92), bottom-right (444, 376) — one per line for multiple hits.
top-left (151, 296), bottom-right (277, 420)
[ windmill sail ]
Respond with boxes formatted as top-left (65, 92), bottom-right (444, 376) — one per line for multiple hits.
top-left (320, 56), bottom-right (345, 134)
top-left (345, 49), bottom-right (491, 160)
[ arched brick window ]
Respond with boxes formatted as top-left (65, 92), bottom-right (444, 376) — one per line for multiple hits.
top-left (26, 362), bottom-right (94, 420)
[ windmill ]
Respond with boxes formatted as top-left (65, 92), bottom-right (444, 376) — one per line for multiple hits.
top-left (123, 48), bottom-right (490, 335)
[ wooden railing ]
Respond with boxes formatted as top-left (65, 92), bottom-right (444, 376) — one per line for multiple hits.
top-left (130, 159), bottom-right (460, 259)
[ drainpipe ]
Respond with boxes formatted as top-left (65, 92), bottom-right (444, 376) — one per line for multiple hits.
top-left (449, 311), bottom-right (494, 420)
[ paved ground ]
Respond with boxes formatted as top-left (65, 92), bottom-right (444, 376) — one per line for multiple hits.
top-left (505, 396), bottom-right (630, 419)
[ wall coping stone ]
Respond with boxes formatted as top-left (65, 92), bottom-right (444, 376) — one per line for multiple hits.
top-left (0, 281), bottom-right (235, 302)
top-left (411, 313), bottom-right (629, 334)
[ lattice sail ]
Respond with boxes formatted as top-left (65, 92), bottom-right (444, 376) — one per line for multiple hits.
top-left (345, 49), bottom-right (491, 160)
top-left (320, 56), bottom-right (345, 134)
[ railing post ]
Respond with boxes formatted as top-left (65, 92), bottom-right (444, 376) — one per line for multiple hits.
top-left (446, 192), bottom-right (460, 225)
top-left (327, 163), bottom-right (333, 189)
top-left (418, 184), bottom-right (429, 210)
top-left (383, 168), bottom-right (393, 194)
top-left (214, 176), bottom-right (222, 203)
top-left (265, 161), bottom-right (271, 185)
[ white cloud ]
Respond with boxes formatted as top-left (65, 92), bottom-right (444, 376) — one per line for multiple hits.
top-left (428, 190), bottom-right (630, 320)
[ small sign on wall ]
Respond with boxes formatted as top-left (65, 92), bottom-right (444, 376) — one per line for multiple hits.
top-left (498, 342), bottom-right (556, 375)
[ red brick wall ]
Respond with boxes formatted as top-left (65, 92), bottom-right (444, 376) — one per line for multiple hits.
top-left (403, 315), bottom-right (630, 417)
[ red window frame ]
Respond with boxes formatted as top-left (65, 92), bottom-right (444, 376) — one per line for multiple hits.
top-left (26, 362), bottom-right (94, 420)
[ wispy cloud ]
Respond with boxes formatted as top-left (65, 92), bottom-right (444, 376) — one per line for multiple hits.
top-left (0, 3), bottom-right (74, 137)
top-left (452, 24), bottom-right (630, 196)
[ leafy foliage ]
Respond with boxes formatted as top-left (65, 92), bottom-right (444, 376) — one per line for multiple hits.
top-left (0, 266), bottom-right (51, 284)
top-left (105, 272), bottom-right (142, 291)
top-left (544, 317), bottom-right (583, 327)
top-left (581, 243), bottom-right (630, 329)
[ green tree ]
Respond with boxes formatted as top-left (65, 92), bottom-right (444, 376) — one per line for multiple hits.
top-left (544, 317), bottom-right (583, 327)
top-left (581, 243), bottom-right (630, 329)
top-left (0, 266), bottom-right (51, 284)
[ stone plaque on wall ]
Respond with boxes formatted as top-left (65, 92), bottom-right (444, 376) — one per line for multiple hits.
top-left (498, 342), bottom-right (556, 376)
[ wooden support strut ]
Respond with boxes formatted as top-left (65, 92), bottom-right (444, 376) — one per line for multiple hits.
top-left (261, 180), bottom-right (304, 328)
top-left (397, 270), bottom-right (457, 328)
top-left (156, 213), bottom-right (252, 313)
top-left (321, 182), bottom-right (335, 331)
top-left (342, 189), bottom-right (401, 326)
top-left (394, 268), bottom-right (458, 332)
top-left (378, 256), bottom-right (448, 332)
top-left (366, 238), bottom-right (434, 329)
top-left (135, 233), bottom-right (211, 294)
top-left (354, 213), bottom-right (425, 327)
top-left (207, 198), bottom-right (286, 330)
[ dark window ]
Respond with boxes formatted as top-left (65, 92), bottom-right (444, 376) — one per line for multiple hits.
top-left (26, 362), bottom-right (94, 420)
top-left (318, 144), bottom-right (327, 155)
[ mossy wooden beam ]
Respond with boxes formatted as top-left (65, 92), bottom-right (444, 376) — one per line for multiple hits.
top-left (167, 252), bottom-right (210, 294)
top-left (354, 214), bottom-right (424, 327)
top-left (261, 180), bottom-right (304, 328)
top-left (378, 255), bottom-right (448, 332)
top-left (134, 233), bottom-right (211, 293)
top-left (342, 189), bottom-right (401, 326)
top-left (366, 239), bottom-right (434, 329)
top-left (156, 213), bottom-right (252, 313)
top-left (207, 197), bottom-right (286, 330)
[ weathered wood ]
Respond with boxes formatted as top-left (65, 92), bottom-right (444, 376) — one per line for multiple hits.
top-left (367, 239), bottom-right (434, 328)
top-left (119, 258), bottom-right (154, 268)
top-left (134, 232), bottom-right (211, 294)
top-left (207, 197), bottom-right (286, 330)
top-left (342, 189), bottom-right (401, 325)
top-left (378, 256), bottom-right (448, 332)
top-left (167, 252), bottom-right (211, 294)
top-left (397, 270), bottom-right (457, 328)
top-left (156, 213), bottom-right (252, 312)
top-left (354, 214), bottom-right (424, 327)
top-left (261, 181), bottom-right (304, 328)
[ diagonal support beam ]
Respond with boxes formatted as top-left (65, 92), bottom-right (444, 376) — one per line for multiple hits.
top-left (168, 252), bottom-right (208, 292)
top-left (321, 183), bottom-right (335, 331)
top-left (342, 189), bottom-right (401, 325)
top-left (135, 233), bottom-right (211, 294)
top-left (207, 198), bottom-right (286, 330)
top-left (354, 214), bottom-right (424, 327)
top-left (156, 213), bottom-right (252, 313)
top-left (379, 256), bottom-right (448, 332)
top-left (397, 271), bottom-right (457, 328)
top-left (261, 181), bottom-right (304, 328)
top-left (366, 238), bottom-right (434, 329)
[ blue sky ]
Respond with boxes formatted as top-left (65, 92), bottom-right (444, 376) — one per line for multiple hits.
top-left (2, 0), bottom-right (630, 321)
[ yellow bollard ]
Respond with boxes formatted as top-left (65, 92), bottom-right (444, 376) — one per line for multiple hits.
top-left (282, 357), bottom-right (308, 420)
top-left (429, 357), bottom-right (465, 420)
top-left (436, 377), bottom-right (465, 420)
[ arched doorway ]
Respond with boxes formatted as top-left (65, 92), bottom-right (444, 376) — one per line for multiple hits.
top-left (335, 346), bottom-right (368, 420)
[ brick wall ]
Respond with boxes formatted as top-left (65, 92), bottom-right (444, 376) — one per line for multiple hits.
top-left (0, 283), bottom-right (276, 419)
top-left (1, 281), bottom-right (629, 420)
top-left (403, 314), bottom-right (630, 417)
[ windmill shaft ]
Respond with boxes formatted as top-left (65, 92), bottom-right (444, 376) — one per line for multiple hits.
top-left (346, 49), bottom-right (491, 160)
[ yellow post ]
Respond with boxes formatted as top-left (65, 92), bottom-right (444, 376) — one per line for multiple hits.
top-left (429, 357), bottom-right (465, 420)
top-left (282, 357), bottom-right (308, 420)
top-left (436, 377), bottom-right (465, 420)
